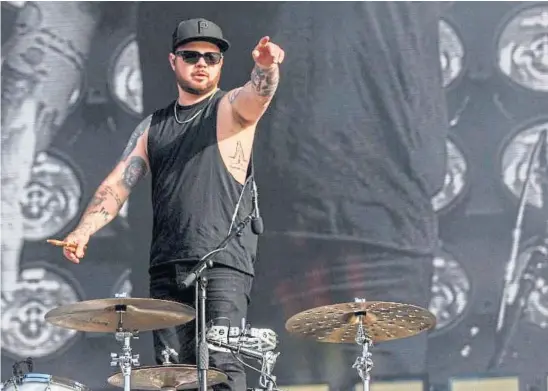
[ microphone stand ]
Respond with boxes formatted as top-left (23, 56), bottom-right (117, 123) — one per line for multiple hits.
top-left (181, 213), bottom-right (254, 391)
top-left (491, 129), bottom-right (547, 368)
top-left (489, 242), bottom-right (548, 368)
top-left (496, 131), bottom-right (545, 332)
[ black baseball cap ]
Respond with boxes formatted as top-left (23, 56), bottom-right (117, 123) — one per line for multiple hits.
top-left (172, 18), bottom-right (230, 53)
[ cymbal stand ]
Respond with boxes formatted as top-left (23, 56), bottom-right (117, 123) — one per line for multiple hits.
top-left (206, 334), bottom-right (280, 391)
top-left (352, 299), bottom-right (373, 391)
top-left (110, 305), bottom-right (140, 391)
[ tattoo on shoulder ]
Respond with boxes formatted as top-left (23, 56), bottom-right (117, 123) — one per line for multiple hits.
top-left (251, 65), bottom-right (279, 97)
top-left (228, 88), bottom-right (243, 104)
top-left (121, 156), bottom-right (148, 190)
top-left (120, 115), bottom-right (152, 161)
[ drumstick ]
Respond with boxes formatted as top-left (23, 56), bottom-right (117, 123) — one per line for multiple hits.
top-left (46, 239), bottom-right (87, 250)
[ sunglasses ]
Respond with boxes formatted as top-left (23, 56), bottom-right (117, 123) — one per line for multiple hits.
top-left (174, 50), bottom-right (223, 65)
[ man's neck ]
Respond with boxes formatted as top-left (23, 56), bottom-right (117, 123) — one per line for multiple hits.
top-left (177, 88), bottom-right (218, 107)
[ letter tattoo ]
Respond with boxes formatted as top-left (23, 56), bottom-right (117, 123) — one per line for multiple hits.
top-left (88, 206), bottom-right (111, 222)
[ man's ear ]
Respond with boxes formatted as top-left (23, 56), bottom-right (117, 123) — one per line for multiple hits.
top-left (168, 53), bottom-right (176, 70)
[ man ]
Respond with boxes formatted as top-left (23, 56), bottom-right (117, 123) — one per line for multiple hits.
top-left (60, 18), bottom-right (284, 391)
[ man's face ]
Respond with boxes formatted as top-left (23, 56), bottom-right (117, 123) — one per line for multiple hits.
top-left (169, 41), bottom-right (223, 96)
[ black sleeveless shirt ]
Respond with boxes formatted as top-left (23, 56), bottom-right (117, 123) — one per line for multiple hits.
top-left (146, 90), bottom-right (257, 275)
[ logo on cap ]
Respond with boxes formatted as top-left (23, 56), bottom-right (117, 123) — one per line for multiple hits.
top-left (198, 20), bottom-right (208, 33)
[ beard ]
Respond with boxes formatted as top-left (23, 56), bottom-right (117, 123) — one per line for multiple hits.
top-left (176, 72), bottom-right (220, 96)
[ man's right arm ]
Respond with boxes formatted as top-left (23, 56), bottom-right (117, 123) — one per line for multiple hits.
top-left (64, 115), bottom-right (152, 261)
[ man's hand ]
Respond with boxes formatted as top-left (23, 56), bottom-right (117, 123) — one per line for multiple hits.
top-left (252, 36), bottom-right (285, 69)
top-left (62, 228), bottom-right (91, 263)
top-left (223, 36), bottom-right (283, 127)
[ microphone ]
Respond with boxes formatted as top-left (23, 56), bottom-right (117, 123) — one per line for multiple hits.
top-left (251, 180), bottom-right (264, 235)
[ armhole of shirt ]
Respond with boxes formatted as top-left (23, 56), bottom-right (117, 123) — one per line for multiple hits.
top-left (146, 106), bottom-right (168, 167)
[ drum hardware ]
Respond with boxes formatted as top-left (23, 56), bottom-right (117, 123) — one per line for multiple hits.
top-left (11, 358), bottom-right (34, 385)
top-left (206, 319), bottom-right (280, 391)
top-left (44, 295), bottom-right (196, 391)
top-left (160, 345), bottom-right (179, 365)
top-left (285, 299), bottom-right (436, 391)
top-left (108, 294), bottom-right (141, 391)
top-left (351, 306), bottom-right (374, 391)
top-left (206, 320), bottom-right (278, 354)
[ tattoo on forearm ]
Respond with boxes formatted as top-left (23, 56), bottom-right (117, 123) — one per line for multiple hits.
top-left (90, 185), bottom-right (123, 208)
top-left (88, 206), bottom-right (111, 222)
top-left (229, 141), bottom-right (248, 173)
top-left (250, 65), bottom-right (279, 97)
top-left (104, 185), bottom-right (123, 207)
top-left (121, 115), bottom-right (152, 161)
top-left (121, 156), bottom-right (148, 189)
top-left (74, 222), bottom-right (95, 236)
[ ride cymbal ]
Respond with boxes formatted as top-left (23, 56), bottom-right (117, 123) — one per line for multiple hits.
top-left (285, 301), bottom-right (436, 343)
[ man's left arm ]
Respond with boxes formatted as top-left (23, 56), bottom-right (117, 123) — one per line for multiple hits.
top-left (227, 36), bottom-right (285, 126)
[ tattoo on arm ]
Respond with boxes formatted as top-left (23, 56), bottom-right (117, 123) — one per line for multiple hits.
top-left (228, 88), bottom-right (243, 104)
top-left (88, 206), bottom-right (111, 222)
top-left (250, 65), bottom-right (279, 97)
top-left (90, 185), bottom-right (123, 208)
top-left (120, 115), bottom-right (152, 161)
top-left (121, 156), bottom-right (149, 190)
top-left (74, 221), bottom-right (95, 236)
top-left (229, 141), bottom-right (248, 173)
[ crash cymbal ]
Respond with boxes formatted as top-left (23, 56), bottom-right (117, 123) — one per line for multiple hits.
top-left (45, 298), bottom-right (195, 333)
top-left (107, 365), bottom-right (227, 390)
top-left (285, 301), bottom-right (436, 343)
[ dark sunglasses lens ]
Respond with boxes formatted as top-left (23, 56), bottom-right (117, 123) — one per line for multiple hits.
top-left (180, 51), bottom-right (200, 64)
top-left (204, 53), bottom-right (222, 65)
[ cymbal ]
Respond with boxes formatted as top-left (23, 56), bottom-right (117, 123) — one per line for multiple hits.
top-left (45, 298), bottom-right (195, 333)
top-left (107, 365), bottom-right (227, 390)
top-left (285, 301), bottom-right (436, 343)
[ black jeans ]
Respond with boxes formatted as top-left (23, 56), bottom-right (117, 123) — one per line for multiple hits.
top-left (150, 263), bottom-right (253, 391)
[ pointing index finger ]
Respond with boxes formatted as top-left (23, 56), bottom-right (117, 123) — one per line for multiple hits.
top-left (258, 36), bottom-right (270, 47)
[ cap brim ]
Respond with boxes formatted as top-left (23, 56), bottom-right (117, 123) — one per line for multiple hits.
top-left (173, 37), bottom-right (230, 53)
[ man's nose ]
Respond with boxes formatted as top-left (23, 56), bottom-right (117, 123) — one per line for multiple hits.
top-left (195, 56), bottom-right (208, 67)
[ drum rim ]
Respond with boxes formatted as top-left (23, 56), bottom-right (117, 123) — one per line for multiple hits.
top-left (4, 373), bottom-right (91, 391)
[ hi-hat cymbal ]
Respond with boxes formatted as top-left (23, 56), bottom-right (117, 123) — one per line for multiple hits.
top-left (45, 298), bottom-right (195, 333)
top-left (107, 365), bottom-right (227, 390)
top-left (285, 301), bottom-right (436, 343)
